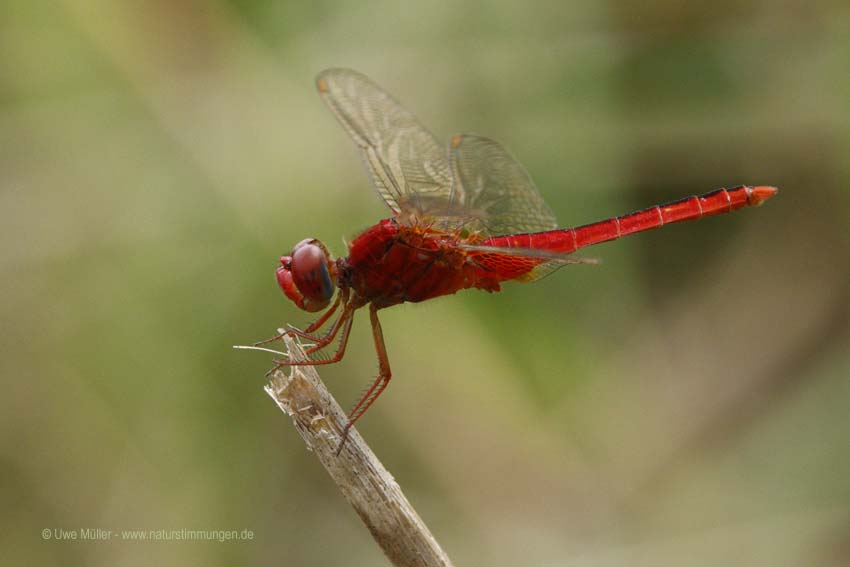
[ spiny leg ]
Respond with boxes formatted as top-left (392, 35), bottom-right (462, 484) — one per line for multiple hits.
top-left (286, 310), bottom-right (347, 352)
top-left (283, 289), bottom-right (351, 347)
top-left (336, 304), bottom-right (392, 455)
top-left (295, 305), bottom-right (356, 358)
top-left (254, 294), bottom-right (342, 347)
top-left (271, 308), bottom-right (355, 371)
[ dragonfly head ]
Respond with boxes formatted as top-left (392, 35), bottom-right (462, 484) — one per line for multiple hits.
top-left (276, 238), bottom-right (337, 312)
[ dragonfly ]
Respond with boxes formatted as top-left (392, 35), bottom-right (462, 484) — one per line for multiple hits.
top-left (265, 68), bottom-right (777, 452)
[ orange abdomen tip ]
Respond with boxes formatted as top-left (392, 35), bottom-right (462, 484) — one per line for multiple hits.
top-left (747, 185), bottom-right (778, 206)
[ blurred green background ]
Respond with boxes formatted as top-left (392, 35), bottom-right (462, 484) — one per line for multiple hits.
top-left (2, 1), bottom-right (848, 566)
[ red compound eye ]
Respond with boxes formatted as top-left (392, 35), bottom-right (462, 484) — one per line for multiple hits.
top-left (275, 239), bottom-right (336, 312)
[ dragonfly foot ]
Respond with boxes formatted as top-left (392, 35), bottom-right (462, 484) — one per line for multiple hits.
top-left (335, 422), bottom-right (353, 456)
top-left (253, 329), bottom-right (288, 347)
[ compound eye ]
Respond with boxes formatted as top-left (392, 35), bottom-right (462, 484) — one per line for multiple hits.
top-left (290, 241), bottom-right (334, 311)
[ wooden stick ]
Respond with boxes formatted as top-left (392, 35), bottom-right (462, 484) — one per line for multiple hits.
top-left (264, 336), bottom-right (456, 567)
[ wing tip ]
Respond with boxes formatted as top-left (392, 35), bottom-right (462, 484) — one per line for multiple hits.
top-left (315, 67), bottom-right (366, 89)
top-left (449, 133), bottom-right (504, 151)
top-left (315, 68), bottom-right (351, 93)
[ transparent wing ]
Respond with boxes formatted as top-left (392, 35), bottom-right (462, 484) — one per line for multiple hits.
top-left (461, 243), bottom-right (596, 282)
top-left (316, 68), bottom-right (453, 216)
top-left (446, 134), bottom-right (558, 236)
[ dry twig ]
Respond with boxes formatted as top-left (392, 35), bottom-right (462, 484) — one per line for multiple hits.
top-left (263, 336), bottom-right (455, 567)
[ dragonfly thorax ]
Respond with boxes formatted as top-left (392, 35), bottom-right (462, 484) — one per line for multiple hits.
top-left (276, 238), bottom-right (337, 312)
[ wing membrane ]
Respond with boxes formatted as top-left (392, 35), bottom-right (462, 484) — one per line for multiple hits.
top-left (317, 71), bottom-right (560, 238)
top-left (461, 244), bottom-right (595, 283)
top-left (316, 69), bottom-right (452, 216)
top-left (447, 134), bottom-right (558, 235)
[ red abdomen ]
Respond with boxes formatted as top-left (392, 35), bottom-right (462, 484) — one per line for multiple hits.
top-left (344, 219), bottom-right (498, 307)
top-left (482, 185), bottom-right (776, 255)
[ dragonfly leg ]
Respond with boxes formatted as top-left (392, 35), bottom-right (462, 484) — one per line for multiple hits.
top-left (288, 296), bottom-right (342, 340)
top-left (286, 318), bottom-right (340, 347)
top-left (271, 308), bottom-right (354, 370)
top-left (294, 307), bottom-right (355, 357)
top-left (254, 294), bottom-right (342, 347)
top-left (336, 304), bottom-right (392, 455)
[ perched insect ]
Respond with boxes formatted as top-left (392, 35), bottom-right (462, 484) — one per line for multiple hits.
top-left (264, 68), bottom-right (777, 452)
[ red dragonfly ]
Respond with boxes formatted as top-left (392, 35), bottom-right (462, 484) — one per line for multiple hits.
top-left (266, 68), bottom-right (776, 450)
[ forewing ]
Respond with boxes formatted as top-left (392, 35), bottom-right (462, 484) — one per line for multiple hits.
top-left (316, 69), bottom-right (452, 216)
top-left (447, 134), bottom-right (558, 236)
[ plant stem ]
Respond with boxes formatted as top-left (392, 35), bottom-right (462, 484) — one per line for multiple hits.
top-left (264, 336), bottom-right (456, 567)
